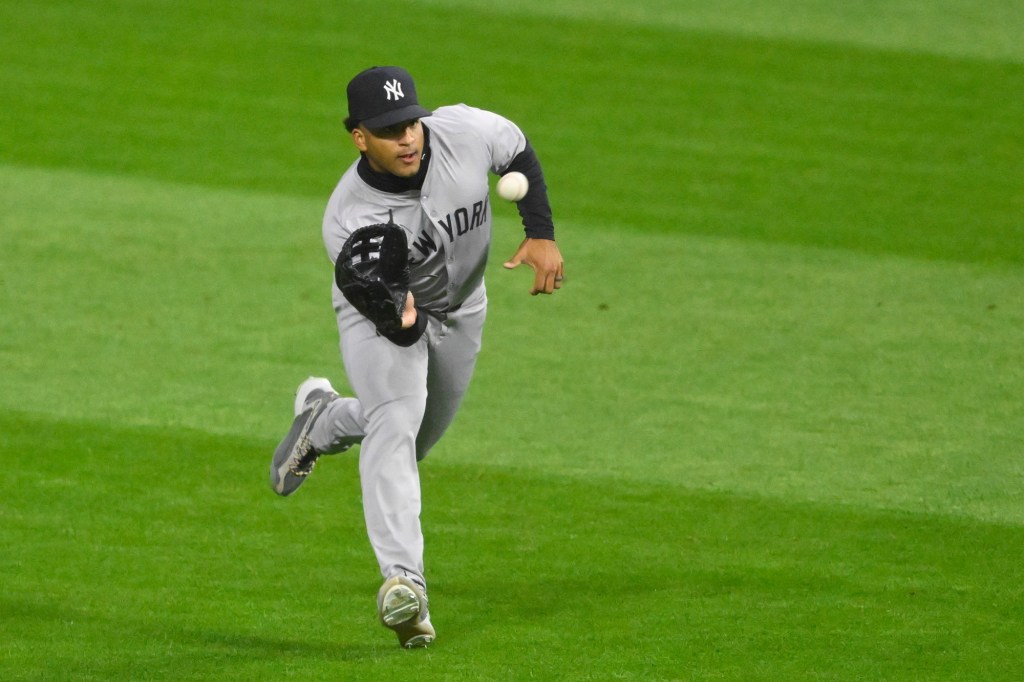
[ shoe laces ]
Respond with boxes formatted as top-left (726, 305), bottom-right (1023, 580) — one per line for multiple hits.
top-left (290, 437), bottom-right (321, 476)
top-left (288, 395), bottom-right (328, 477)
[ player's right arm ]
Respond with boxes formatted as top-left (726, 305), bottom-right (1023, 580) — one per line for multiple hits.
top-left (456, 106), bottom-right (562, 295)
top-left (502, 238), bottom-right (564, 295)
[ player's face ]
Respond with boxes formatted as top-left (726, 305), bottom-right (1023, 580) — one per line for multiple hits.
top-left (353, 120), bottom-right (424, 178)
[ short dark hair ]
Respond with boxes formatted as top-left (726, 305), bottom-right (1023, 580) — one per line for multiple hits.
top-left (344, 116), bottom-right (359, 133)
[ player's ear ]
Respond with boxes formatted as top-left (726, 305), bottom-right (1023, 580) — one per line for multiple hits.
top-left (352, 127), bottom-right (368, 152)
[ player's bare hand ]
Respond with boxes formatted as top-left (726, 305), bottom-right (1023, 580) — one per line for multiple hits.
top-left (401, 291), bottom-right (417, 329)
top-left (502, 238), bottom-right (564, 295)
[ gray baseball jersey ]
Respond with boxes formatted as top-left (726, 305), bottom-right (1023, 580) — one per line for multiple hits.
top-left (323, 104), bottom-right (529, 316)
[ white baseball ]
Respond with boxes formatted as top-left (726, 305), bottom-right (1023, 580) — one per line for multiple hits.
top-left (496, 171), bottom-right (529, 202)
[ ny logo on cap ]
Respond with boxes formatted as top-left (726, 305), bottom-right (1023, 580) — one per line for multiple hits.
top-left (383, 79), bottom-right (405, 101)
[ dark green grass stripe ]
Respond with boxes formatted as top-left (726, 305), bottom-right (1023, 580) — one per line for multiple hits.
top-left (1, 2), bottom-right (1021, 264)
top-left (3, 412), bottom-right (1022, 680)
top-left (417, 0), bottom-right (1024, 64)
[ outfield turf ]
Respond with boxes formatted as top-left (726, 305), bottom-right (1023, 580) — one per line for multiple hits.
top-left (2, 1), bottom-right (1023, 680)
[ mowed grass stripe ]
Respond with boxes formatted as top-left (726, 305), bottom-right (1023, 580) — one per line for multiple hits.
top-left (2, 412), bottom-right (1023, 680)
top-left (1, 2), bottom-right (1021, 263)
top-left (480, 221), bottom-right (1024, 524)
top-left (2, 164), bottom-right (1022, 523)
top-left (419, 0), bottom-right (1024, 63)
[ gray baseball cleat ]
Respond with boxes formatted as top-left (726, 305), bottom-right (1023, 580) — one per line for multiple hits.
top-left (269, 377), bottom-right (339, 496)
top-left (377, 574), bottom-right (435, 649)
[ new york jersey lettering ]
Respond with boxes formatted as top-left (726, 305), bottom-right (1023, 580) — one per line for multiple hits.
top-left (436, 198), bottom-right (489, 242)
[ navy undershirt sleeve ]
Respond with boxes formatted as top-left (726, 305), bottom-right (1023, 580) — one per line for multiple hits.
top-left (503, 140), bottom-right (555, 241)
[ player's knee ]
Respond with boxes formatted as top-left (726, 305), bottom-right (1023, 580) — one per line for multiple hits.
top-left (367, 394), bottom-right (425, 439)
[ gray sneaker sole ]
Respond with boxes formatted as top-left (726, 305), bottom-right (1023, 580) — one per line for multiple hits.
top-left (380, 583), bottom-right (421, 627)
top-left (377, 576), bottom-right (435, 648)
top-left (269, 393), bottom-right (327, 495)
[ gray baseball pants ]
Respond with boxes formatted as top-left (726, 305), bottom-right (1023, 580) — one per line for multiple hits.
top-left (309, 283), bottom-right (487, 584)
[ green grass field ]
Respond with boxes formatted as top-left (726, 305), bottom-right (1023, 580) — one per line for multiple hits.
top-left (2, 1), bottom-right (1023, 679)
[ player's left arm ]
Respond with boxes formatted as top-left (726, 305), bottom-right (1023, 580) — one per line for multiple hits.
top-left (334, 217), bottom-right (428, 346)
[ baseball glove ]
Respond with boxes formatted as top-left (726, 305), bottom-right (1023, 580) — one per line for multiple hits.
top-left (335, 214), bottom-right (410, 336)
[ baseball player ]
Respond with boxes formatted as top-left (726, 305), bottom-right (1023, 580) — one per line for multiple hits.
top-left (269, 65), bottom-right (564, 648)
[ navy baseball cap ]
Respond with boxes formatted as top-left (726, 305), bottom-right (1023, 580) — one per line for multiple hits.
top-left (346, 66), bottom-right (432, 130)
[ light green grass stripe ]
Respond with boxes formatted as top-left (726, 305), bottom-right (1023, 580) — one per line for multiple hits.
top-left (2, 164), bottom-right (1022, 525)
top-left (419, 0), bottom-right (1024, 63)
